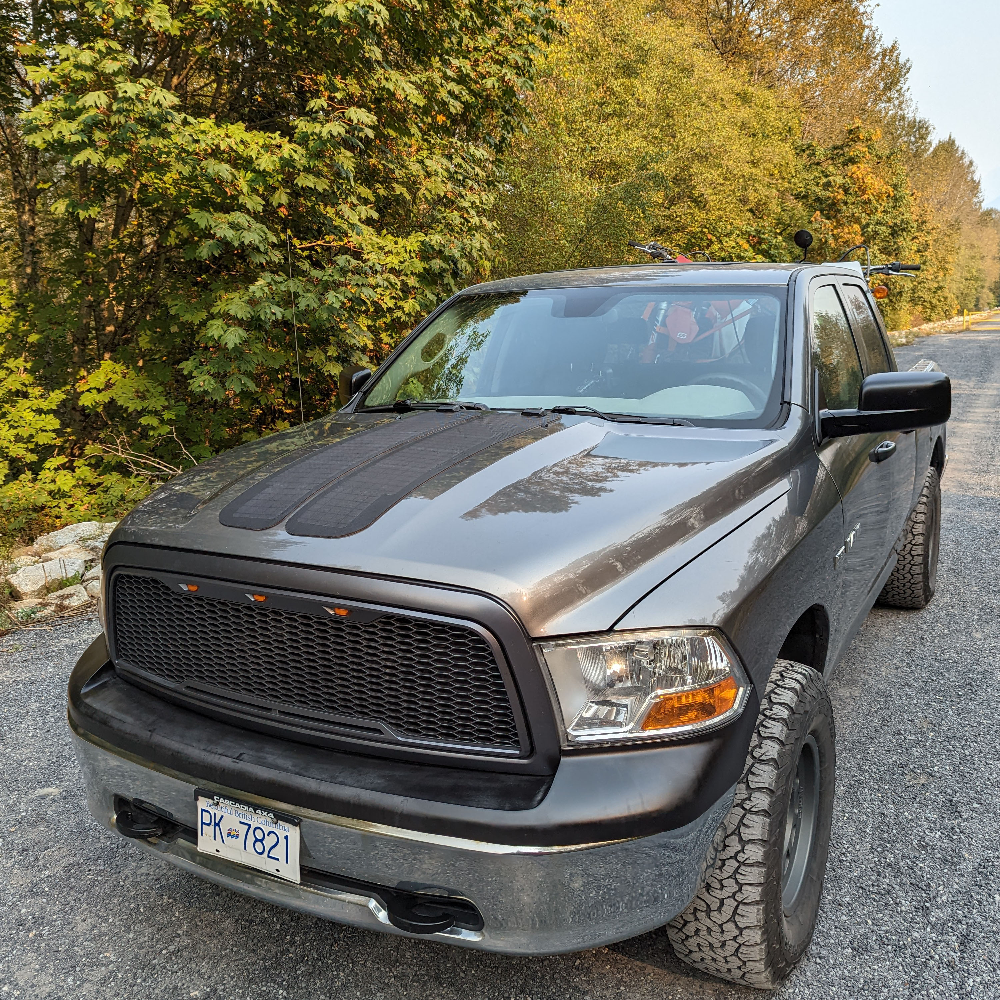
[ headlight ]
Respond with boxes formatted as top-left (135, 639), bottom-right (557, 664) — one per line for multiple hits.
top-left (536, 628), bottom-right (749, 746)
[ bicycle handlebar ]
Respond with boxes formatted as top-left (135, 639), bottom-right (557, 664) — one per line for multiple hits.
top-left (868, 262), bottom-right (921, 277)
top-left (629, 241), bottom-right (676, 262)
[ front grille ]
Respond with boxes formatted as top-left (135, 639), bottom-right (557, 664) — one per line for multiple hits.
top-left (110, 573), bottom-right (522, 753)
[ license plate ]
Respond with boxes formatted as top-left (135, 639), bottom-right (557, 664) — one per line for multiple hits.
top-left (196, 793), bottom-right (301, 884)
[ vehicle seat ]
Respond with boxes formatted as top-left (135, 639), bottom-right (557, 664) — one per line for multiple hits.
top-left (740, 313), bottom-right (777, 372)
top-left (609, 317), bottom-right (653, 346)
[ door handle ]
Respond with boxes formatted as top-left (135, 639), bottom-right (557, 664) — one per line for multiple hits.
top-left (869, 440), bottom-right (896, 463)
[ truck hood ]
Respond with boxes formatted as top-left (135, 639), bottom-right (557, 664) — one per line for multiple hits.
top-left (113, 410), bottom-right (791, 635)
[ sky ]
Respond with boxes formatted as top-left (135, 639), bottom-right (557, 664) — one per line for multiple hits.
top-left (873, 0), bottom-right (1000, 206)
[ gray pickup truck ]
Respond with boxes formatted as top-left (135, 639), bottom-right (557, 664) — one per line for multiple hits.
top-left (69, 261), bottom-right (949, 989)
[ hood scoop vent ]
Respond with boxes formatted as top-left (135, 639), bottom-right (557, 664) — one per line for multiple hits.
top-left (220, 410), bottom-right (554, 536)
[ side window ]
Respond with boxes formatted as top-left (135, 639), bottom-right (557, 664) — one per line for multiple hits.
top-left (841, 284), bottom-right (893, 374)
top-left (811, 284), bottom-right (863, 410)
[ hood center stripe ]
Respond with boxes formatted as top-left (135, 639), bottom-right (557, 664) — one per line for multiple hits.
top-left (285, 413), bottom-right (556, 538)
top-left (218, 411), bottom-right (480, 531)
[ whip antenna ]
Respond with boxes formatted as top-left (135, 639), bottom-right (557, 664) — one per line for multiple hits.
top-left (287, 232), bottom-right (305, 425)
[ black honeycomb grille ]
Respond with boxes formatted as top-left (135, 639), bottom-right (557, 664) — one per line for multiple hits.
top-left (110, 573), bottom-right (521, 753)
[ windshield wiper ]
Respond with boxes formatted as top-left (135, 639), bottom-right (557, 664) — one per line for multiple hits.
top-left (549, 405), bottom-right (693, 426)
top-left (361, 399), bottom-right (490, 413)
top-left (360, 399), bottom-right (433, 412)
top-left (550, 404), bottom-right (618, 421)
top-left (435, 401), bottom-right (490, 411)
top-left (620, 415), bottom-right (694, 426)
top-left (363, 400), bottom-right (690, 425)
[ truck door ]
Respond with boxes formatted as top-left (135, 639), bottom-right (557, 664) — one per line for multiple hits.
top-left (839, 280), bottom-right (916, 545)
top-left (810, 282), bottom-right (895, 614)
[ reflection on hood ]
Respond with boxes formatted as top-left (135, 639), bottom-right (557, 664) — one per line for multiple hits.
top-left (463, 453), bottom-right (657, 519)
top-left (462, 434), bottom-right (770, 519)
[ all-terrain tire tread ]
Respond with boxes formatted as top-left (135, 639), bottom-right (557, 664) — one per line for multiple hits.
top-left (666, 660), bottom-right (833, 990)
top-left (878, 467), bottom-right (940, 609)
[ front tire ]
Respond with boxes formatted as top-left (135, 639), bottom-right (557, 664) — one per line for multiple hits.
top-left (667, 660), bottom-right (836, 989)
top-left (878, 467), bottom-right (941, 609)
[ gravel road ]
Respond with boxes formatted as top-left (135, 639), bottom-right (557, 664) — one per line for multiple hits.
top-left (3, 324), bottom-right (1000, 1000)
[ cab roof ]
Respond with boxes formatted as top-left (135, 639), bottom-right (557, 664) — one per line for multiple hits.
top-left (464, 261), bottom-right (866, 295)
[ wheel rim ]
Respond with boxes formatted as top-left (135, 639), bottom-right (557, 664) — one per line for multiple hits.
top-left (781, 734), bottom-right (820, 912)
top-left (927, 489), bottom-right (940, 592)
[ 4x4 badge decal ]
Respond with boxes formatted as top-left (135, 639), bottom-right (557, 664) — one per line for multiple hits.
top-left (834, 523), bottom-right (861, 569)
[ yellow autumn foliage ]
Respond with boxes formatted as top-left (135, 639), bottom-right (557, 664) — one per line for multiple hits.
top-left (493, 0), bottom-right (1000, 331)
top-left (492, 0), bottom-right (801, 275)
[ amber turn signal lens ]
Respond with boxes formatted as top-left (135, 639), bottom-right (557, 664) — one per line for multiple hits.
top-left (639, 675), bottom-right (740, 731)
top-left (250, 594), bottom-right (266, 602)
top-left (183, 584), bottom-right (199, 592)
top-left (873, 285), bottom-right (889, 300)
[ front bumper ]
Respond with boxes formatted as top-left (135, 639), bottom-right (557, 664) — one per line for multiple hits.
top-left (72, 727), bottom-right (734, 954)
top-left (69, 629), bottom-right (756, 954)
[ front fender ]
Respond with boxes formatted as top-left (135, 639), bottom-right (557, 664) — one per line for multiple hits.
top-left (614, 448), bottom-right (843, 693)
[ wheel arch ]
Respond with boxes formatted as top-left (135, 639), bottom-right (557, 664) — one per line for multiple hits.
top-left (931, 435), bottom-right (946, 475)
top-left (777, 604), bottom-right (831, 674)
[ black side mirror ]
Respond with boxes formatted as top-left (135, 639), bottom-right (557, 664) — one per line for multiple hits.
top-left (820, 371), bottom-right (950, 439)
top-left (336, 365), bottom-right (373, 407)
top-left (349, 368), bottom-right (373, 397)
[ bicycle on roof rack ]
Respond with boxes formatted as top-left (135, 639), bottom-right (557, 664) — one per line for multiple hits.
top-left (628, 231), bottom-right (921, 284)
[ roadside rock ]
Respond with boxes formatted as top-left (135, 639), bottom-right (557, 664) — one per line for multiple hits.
top-left (7, 558), bottom-right (88, 599)
top-left (9, 553), bottom-right (41, 570)
top-left (7, 564), bottom-right (47, 600)
top-left (34, 521), bottom-right (117, 554)
top-left (2, 520), bottom-right (115, 616)
top-left (80, 537), bottom-right (109, 557)
top-left (4, 599), bottom-right (54, 624)
top-left (39, 544), bottom-right (99, 566)
top-left (43, 584), bottom-right (90, 609)
top-left (1, 555), bottom-right (36, 578)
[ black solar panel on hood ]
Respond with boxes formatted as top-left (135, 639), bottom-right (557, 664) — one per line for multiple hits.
top-left (286, 412), bottom-right (546, 538)
top-left (219, 410), bottom-right (478, 530)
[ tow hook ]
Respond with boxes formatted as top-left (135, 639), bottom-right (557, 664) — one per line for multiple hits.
top-left (380, 890), bottom-right (459, 934)
top-left (305, 868), bottom-right (484, 936)
top-left (113, 796), bottom-right (179, 841)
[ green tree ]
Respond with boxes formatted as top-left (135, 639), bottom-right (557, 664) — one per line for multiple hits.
top-left (1, 0), bottom-right (557, 457)
top-left (906, 136), bottom-right (1000, 321)
top-left (491, 0), bottom-right (801, 275)
top-left (0, 341), bottom-right (148, 539)
top-left (492, 0), bottom-right (997, 330)
top-left (796, 125), bottom-right (915, 283)
top-left (659, 0), bottom-right (912, 144)
top-left (0, 0), bottom-right (556, 539)
top-left (2, 0), bottom-right (996, 545)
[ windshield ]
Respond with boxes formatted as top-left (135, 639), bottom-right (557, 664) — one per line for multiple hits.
top-left (362, 285), bottom-right (786, 424)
